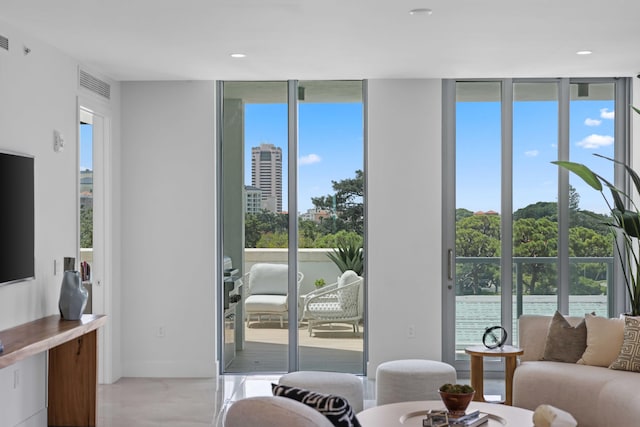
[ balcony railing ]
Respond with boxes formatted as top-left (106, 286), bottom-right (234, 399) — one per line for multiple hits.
top-left (455, 256), bottom-right (613, 353)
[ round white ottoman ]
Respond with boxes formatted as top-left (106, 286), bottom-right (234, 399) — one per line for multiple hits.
top-left (278, 371), bottom-right (364, 413)
top-left (375, 359), bottom-right (457, 405)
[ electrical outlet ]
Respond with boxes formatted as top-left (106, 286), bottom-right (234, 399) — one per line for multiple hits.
top-left (407, 324), bottom-right (416, 338)
top-left (157, 326), bottom-right (165, 338)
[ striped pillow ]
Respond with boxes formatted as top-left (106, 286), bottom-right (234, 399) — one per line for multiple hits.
top-left (272, 383), bottom-right (361, 427)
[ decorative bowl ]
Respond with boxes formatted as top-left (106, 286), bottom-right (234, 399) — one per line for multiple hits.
top-left (438, 390), bottom-right (475, 418)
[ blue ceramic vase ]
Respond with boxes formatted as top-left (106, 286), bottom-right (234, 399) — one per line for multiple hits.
top-left (58, 270), bottom-right (88, 320)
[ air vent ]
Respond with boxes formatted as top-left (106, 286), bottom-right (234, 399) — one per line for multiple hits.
top-left (79, 69), bottom-right (111, 100)
top-left (0, 35), bottom-right (8, 51)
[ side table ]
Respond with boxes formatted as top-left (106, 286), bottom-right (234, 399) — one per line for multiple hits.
top-left (464, 345), bottom-right (523, 406)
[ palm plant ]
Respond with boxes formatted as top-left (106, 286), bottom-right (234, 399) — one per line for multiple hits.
top-left (552, 107), bottom-right (640, 315)
top-left (327, 241), bottom-right (364, 276)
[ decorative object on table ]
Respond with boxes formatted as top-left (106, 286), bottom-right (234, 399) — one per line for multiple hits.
top-left (438, 383), bottom-right (475, 418)
top-left (58, 270), bottom-right (88, 320)
top-left (482, 325), bottom-right (507, 349)
top-left (449, 411), bottom-right (490, 427)
top-left (63, 256), bottom-right (75, 272)
top-left (423, 409), bottom-right (449, 427)
top-left (553, 105), bottom-right (640, 317)
top-left (532, 404), bottom-right (577, 427)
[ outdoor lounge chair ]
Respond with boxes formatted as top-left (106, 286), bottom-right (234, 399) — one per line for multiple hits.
top-left (243, 263), bottom-right (304, 328)
top-left (302, 270), bottom-right (363, 336)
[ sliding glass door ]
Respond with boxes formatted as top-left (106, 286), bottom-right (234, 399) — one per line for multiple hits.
top-left (218, 80), bottom-right (366, 374)
top-left (443, 78), bottom-right (630, 381)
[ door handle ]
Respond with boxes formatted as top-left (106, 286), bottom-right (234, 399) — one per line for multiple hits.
top-left (447, 249), bottom-right (454, 286)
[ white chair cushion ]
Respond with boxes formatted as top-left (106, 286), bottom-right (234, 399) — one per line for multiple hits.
top-left (249, 263), bottom-right (289, 295)
top-left (245, 294), bottom-right (288, 313)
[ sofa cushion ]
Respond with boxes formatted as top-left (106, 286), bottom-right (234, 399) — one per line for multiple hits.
top-left (609, 315), bottom-right (640, 372)
top-left (541, 311), bottom-right (587, 363)
top-left (519, 314), bottom-right (584, 362)
top-left (272, 383), bottom-right (361, 427)
top-left (577, 315), bottom-right (624, 367)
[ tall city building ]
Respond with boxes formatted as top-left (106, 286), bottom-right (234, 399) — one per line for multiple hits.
top-left (244, 185), bottom-right (263, 214)
top-left (251, 143), bottom-right (282, 212)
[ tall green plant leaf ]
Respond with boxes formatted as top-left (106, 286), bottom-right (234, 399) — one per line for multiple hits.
top-left (551, 161), bottom-right (602, 191)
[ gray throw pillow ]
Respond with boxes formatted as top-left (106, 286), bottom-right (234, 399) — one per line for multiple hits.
top-left (541, 311), bottom-right (587, 363)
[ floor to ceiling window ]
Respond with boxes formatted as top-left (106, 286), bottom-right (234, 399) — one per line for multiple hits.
top-left (443, 78), bottom-right (631, 379)
top-left (218, 80), bottom-right (366, 374)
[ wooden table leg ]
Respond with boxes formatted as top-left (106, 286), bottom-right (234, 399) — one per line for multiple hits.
top-left (469, 354), bottom-right (485, 402)
top-left (48, 330), bottom-right (98, 427)
top-left (505, 355), bottom-right (517, 406)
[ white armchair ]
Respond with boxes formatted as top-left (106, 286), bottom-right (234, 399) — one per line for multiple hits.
top-left (302, 270), bottom-right (364, 336)
top-left (243, 263), bottom-right (304, 328)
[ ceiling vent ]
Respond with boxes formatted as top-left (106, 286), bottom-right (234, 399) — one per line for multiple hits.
top-left (0, 35), bottom-right (8, 51)
top-left (79, 69), bottom-right (111, 100)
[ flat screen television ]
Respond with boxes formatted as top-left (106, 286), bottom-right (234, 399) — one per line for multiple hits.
top-left (0, 151), bottom-right (35, 285)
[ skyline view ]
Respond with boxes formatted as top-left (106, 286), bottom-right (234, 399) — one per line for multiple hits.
top-left (242, 96), bottom-right (615, 216)
top-left (244, 102), bottom-right (364, 213)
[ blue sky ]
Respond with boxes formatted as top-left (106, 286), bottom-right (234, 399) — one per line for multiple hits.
top-left (80, 124), bottom-right (93, 171)
top-left (456, 98), bottom-right (615, 214)
top-left (80, 96), bottom-right (615, 216)
top-left (244, 103), bottom-right (364, 213)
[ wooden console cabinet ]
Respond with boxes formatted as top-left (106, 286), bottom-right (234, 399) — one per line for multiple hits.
top-left (0, 314), bottom-right (106, 427)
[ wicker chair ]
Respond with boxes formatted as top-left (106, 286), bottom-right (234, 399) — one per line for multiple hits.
top-left (243, 263), bottom-right (304, 328)
top-left (302, 270), bottom-right (363, 336)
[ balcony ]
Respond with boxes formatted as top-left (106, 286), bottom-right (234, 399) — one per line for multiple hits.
top-left (226, 251), bottom-right (613, 373)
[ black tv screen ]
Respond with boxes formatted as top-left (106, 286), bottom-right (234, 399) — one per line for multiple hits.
top-left (0, 151), bottom-right (35, 285)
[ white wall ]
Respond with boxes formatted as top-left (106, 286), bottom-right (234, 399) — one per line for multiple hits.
top-left (0, 21), bottom-right (78, 328)
top-left (118, 79), bottom-right (444, 379)
top-left (120, 81), bottom-right (217, 377)
top-left (366, 79), bottom-right (443, 377)
top-left (0, 19), bottom-right (122, 425)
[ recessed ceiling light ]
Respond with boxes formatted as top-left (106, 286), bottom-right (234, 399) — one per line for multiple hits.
top-left (576, 50), bottom-right (593, 55)
top-left (230, 53), bottom-right (246, 58)
top-left (409, 8), bottom-right (433, 16)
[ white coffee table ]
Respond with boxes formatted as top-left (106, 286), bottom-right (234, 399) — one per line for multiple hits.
top-left (357, 401), bottom-right (533, 426)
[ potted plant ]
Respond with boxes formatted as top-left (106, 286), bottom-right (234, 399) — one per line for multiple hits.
top-left (438, 383), bottom-right (475, 417)
top-left (327, 241), bottom-right (364, 276)
top-left (552, 106), bottom-right (640, 315)
top-left (314, 278), bottom-right (326, 288)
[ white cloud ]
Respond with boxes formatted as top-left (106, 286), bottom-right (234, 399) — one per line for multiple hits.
top-left (576, 134), bottom-right (614, 149)
top-left (299, 153), bottom-right (321, 165)
top-left (600, 108), bottom-right (615, 119)
top-left (524, 150), bottom-right (539, 157)
top-left (584, 118), bottom-right (602, 126)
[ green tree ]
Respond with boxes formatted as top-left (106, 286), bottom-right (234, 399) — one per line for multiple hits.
top-left (80, 208), bottom-right (93, 248)
top-left (455, 214), bottom-right (501, 294)
top-left (314, 230), bottom-right (363, 249)
top-left (513, 217), bottom-right (558, 294)
top-left (244, 210), bottom-right (289, 248)
top-left (311, 170), bottom-right (364, 235)
top-left (568, 226), bottom-right (612, 295)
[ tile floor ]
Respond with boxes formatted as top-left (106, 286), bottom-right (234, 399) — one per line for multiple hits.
top-left (97, 375), bottom-right (503, 426)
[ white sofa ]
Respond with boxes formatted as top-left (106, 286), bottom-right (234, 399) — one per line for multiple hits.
top-left (513, 314), bottom-right (640, 427)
